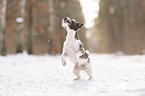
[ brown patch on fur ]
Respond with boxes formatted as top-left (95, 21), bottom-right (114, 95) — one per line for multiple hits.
top-left (79, 53), bottom-right (88, 59)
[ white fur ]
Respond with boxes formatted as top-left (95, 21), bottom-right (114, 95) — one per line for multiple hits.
top-left (61, 18), bottom-right (92, 80)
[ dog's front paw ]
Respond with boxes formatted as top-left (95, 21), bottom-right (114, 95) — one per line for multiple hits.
top-left (62, 62), bottom-right (66, 66)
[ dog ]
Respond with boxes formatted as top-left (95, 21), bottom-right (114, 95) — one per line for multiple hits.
top-left (61, 17), bottom-right (92, 80)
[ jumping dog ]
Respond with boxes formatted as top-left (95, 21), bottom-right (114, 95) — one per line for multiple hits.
top-left (61, 17), bottom-right (92, 80)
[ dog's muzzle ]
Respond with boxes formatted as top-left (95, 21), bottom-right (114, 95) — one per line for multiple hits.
top-left (64, 17), bottom-right (70, 23)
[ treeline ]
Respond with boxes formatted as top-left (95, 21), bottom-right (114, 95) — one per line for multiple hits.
top-left (0, 0), bottom-right (145, 55)
top-left (91, 0), bottom-right (145, 54)
top-left (0, 0), bottom-right (85, 55)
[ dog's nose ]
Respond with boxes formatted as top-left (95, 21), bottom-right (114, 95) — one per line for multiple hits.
top-left (64, 17), bottom-right (70, 23)
top-left (64, 17), bottom-right (68, 22)
top-left (64, 17), bottom-right (67, 21)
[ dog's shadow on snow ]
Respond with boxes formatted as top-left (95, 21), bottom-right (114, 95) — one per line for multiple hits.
top-left (65, 79), bottom-right (95, 92)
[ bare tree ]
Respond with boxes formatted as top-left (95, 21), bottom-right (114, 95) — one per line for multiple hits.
top-left (0, 0), bottom-right (7, 56)
top-left (47, 0), bottom-right (55, 54)
top-left (27, 0), bottom-right (34, 54)
top-left (16, 0), bottom-right (26, 53)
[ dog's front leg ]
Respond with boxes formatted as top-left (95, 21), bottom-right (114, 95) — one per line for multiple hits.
top-left (61, 52), bottom-right (67, 66)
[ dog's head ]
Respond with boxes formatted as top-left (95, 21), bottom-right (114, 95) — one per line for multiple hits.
top-left (62, 17), bottom-right (83, 31)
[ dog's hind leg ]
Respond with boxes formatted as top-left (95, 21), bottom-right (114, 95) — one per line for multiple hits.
top-left (73, 65), bottom-right (81, 80)
top-left (85, 64), bottom-right (93, 80)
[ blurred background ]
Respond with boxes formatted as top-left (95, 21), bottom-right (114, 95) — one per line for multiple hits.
top-left (0, 0), bottom-right (145, 55)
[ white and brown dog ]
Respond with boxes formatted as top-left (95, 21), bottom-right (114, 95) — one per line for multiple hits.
top-left (61, 17), bottom-right (92, 80)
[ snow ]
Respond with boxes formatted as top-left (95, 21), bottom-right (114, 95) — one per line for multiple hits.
top-left (0, 52), bottom-right (145, 96)
top-left (16, 17), bottom-right (24, 23)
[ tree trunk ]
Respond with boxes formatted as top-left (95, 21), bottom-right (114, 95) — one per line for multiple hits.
top-left (16, 0), bottom-right (26, 53)
top-left (0, 0), bottom-right (7, 56)
top-left (27, 0), bottom-right (34, 54)
top-left (47, 0), bottom-right (55, 55)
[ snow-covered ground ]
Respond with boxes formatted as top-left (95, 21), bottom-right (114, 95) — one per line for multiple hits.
top-left (0, 52), bottom-right (145, 96)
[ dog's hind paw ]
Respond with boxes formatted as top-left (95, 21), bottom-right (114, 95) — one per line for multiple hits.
top-left (73, 77), bottom-right (80, 81)
top-left (88, 76), bottom-right (93, 80)
top-left (73, 78), bottom-right (79, 81)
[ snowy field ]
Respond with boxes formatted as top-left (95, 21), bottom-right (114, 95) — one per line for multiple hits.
top-left (0, 52), bottom-right (145, 96)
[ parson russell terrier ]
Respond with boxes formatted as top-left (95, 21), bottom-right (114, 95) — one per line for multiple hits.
top-left (61, 17), bottom-right (92, 80)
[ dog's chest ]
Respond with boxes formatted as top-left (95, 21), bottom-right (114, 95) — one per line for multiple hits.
top-left (64, 39), bottom-right (80, 53)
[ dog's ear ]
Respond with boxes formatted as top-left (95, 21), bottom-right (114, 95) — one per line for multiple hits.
top-left (78, 23), bottom-right (83, 28)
